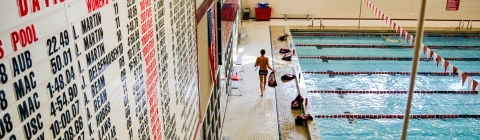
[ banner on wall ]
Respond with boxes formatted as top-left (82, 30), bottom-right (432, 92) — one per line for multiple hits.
top-left (208, 8), bottom-right (217, 85)
top-left (446, 0), bottom-right (460, 11)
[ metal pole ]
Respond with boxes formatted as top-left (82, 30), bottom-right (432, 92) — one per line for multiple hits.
top-left (320, 18), bottom-right (323, 29)
top-left (456, 20), bottom-right (462, 30)
top-left (470, 21), bottom-right (473, 30)
top-left (401, 0), bottom-right (428, 139)
top-left (358, 0), bottom-right (362, 29)
top-left (469, 19), bottom-right (472, 30)
top-left (312, 19), bottom-right (314, 27)
top-left (461, 19), bottom-right (465, 29)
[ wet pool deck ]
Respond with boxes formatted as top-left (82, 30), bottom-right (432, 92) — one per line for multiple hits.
top-left (220, 19), bottom-right (479, 140)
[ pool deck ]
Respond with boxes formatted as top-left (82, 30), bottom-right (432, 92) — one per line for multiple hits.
top-left (220, 19), bottom-right (479, 140)
top-left (221, 21), bottom-right (313, 140)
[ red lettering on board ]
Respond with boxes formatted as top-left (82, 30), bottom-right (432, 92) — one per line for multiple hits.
top-left (140, 4), bottom-right (161, 137)
top-left (44, 0), bottom-right (50, 7)
top-left (144, 41), bottom-right (154, 63)
top-left (146, 71), bottom-right (152, 84)
top-left (140, 8), bottom-right (152, 25)
top-left (141, 29), bottom-right (153, 46)
top-left (0, 40), bottom-right (4, 59)
top-left (17, 0), bottom-right (65, 17)
top-left (86, 0), bottom-right (109, 13)
top-left (17, 0), bottom-right (28, 17)
top-left (139, 0), bottom-right (151, 11)
top-left (11, 24), bottom-right (39, 52)
top-left (144, 54), bottom-right (151, 66)
top-left (141, 18), bottom-right (152, 33)
top-left (54, 0), bottom-right (65, 5)
top-left (32, 0), bottom-right (40, 12)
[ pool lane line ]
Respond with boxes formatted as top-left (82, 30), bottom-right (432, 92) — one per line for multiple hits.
top-left (291, 33), bottom-right (480, 38)
top-left (299, 56), bottom-right (480, 61)
top-left (302, 71), bottom-right (480, 76)
top-left (295, 44), bottom-right (480, 49)
top-left (308, 90), bottom-right (478, 94)
top-left (269, 26), bottom-right (282, 140)
top-left (315, 114), bottom-right (480, 119)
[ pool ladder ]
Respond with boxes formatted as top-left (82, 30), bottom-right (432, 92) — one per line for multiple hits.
top-left (455, 19), bottom-right (464, 30)
top-left (308, 19), bottom-right (313, 28)
top-left (456, 19), bottom-right (473, 30)
top-left (467, 19), bottom-right (473, 30)
top-left (308, 18), bottom-right (325, 29)
top-left (320, 18), bottom-right (325, 29)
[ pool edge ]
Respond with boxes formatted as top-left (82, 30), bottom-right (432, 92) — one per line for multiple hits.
top-left (286, 26), bottom-right (323, 140)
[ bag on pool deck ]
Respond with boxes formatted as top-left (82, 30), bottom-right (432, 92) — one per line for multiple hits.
top-left (281, 74), bottom-right (296, 80)
top-left (295, 114), bottom-right (306, 126)
top-left (291, 95), bottom-right (303, 109)
top-left (279, 48), bottom-right (291, 53)
top-left (267, 72), bottom-right (277, 87)
top-left (282, 53), bottom-right (292, 61)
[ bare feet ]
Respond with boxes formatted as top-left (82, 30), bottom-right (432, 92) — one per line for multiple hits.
top-left (261, 88), bottom-right (264, 97)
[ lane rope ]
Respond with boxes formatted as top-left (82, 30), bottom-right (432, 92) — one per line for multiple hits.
top-left (295, 44), bottom-right (480, 49)
top-left (299, 56), bottom-right (480, 61)
top-left (308, 90), bottom-right (478, 94)
top-left (302, 71), bottom-right (480, 76)
top-left (315, 114), bottom-right (480, 119)
top-left (291, 33), bottom-right (480, 38)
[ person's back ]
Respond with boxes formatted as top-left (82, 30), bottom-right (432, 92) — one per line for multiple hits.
top-left (256, 56), bottom-right (269, 70)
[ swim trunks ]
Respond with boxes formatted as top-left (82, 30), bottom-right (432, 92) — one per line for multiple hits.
top-left (259, 70), bottom-right (268, 75)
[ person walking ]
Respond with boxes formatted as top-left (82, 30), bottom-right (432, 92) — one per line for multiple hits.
top-left (255, 49), bottom-right (275, 96)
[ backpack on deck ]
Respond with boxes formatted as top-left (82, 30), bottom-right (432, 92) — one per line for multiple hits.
top-left (282, 53), bottom-right (292, 61)
top-left (295, 114), bottom-right (306, 126)
top-left (279, 48), bottom-right (291, 53)
top-left (291, 95), bottom-right (304, 109)
top-left (281, 74), bottom-right (296, 80)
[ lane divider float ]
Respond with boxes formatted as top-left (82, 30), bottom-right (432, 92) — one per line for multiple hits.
top-left (295, 44), bottom-right (480, 49)
top-left (291, 33), bottom-right (480, 38)
top-left (299, 56), bottom-right (480, 61)
top-left (316, 114), bottom-right (480, 119)
top-left (302, 71), bottom-right (480, 76)
top-left (308, 90), bottom-right (478, 94)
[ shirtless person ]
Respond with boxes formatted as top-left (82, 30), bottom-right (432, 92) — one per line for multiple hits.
top-left (255, 49), bottom-right (275, 96)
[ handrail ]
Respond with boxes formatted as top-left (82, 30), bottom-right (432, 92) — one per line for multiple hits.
top-left (469, 20), bottom-right (473, 30)
top-left (319, 18), bottom-right (324, 29)
top-left (467, 19), bottom-right (471, 30)
top-left (456, 19), bottom-right (463, 30)
top-left (461, 19), bottom-right (465, 29)
top-left (308, 19), bottom-right (313, 29)
top-left (282, 13), bottom-right (312, 21)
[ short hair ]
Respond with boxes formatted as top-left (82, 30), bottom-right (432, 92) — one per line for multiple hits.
top-left (260, 49), bottom-right (265, 55)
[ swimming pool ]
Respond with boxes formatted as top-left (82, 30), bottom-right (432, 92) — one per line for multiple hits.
top-left (294, 32), bottom-right (480, 139)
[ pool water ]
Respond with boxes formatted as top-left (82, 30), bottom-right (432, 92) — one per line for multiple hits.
top-left (295, 33), bottom-right (480, 139)
top-left (293, 34), bottom-right (480, 46)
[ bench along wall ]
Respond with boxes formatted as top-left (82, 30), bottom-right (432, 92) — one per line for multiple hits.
top-left (243, 0), bottom-right (480, 20)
